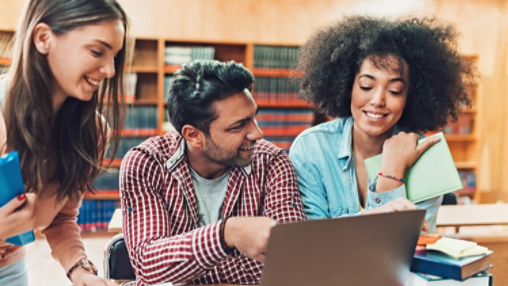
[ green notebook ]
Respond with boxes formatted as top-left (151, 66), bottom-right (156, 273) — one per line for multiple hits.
top-left (364, 132), bottom-right (462, 203)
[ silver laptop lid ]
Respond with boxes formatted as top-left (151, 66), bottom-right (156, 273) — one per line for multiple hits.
top-left (261, 210), bottom-right (425, 286)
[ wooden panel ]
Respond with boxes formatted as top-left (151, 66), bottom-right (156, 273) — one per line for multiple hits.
top-left (132, 39), bottom-right (158, 68)
top-left (136, 73), bottom-right (157, 101)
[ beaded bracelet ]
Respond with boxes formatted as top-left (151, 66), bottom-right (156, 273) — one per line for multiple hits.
top-left (377, 172), bottom-right (405, 183)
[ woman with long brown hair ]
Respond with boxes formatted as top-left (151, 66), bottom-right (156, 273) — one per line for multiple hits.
top-left (0, 0), bottom-right (129, 285)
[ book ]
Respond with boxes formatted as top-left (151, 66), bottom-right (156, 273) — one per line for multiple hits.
top-left (364, 132), bottom-right (463, 203)
top-left (0, 151), bottom-right (35, 245)
top-left (406, 271), bottom-right (492, 286)
top-left (426, 238), bottom-right (489, 259)
top-left (411, 249), bottom-right (492, 281)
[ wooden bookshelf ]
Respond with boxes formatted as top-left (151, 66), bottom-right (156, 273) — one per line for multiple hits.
top-left (252, 69), bottom-right (303, 77)
top-left (0, 58), bottom-right (11, 66)
top-left (445, 134), bottom-right (476, 142)
top-left (455, 161), bottom-right (477, 169)
top-left (84, 192), bottom-right (120, 200)
top-left (164, 65), bottom-right (181, 74)
top-left (130, 66), bottom-right (157, 73)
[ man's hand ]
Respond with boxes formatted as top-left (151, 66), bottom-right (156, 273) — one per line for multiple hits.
top-left (223, 216), bottom-right (275, 262)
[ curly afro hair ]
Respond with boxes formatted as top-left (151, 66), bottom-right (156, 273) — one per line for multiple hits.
top-left (296, 16), bottom-right (479, 132)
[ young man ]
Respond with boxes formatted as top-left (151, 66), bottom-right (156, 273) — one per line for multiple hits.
top-left (120, 60), bottom-right (306, 286)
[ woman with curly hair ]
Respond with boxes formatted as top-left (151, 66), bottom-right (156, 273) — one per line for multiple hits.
top-left (289, 16), bottom-right (477, 233)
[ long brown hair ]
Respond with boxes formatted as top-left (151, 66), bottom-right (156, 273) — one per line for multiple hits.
top-left (5, 0), bottom-right (131, 201)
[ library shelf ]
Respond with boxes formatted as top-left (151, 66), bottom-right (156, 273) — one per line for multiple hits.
top-left (164, 65), bottom-right (182, 74)
top-left (252, 69), bottom-right (303, 77)
top-left (129, 66), bottom-right (158, 73)
top-left (444, 134), bottom-right (476, 142)
top-left (462, 107), bottom-right (477, 114)
top-left (0, 58), bottom-right (11, 66)
top-left (103, 159), bottom-right (122, 168)
top-left (84, 192), bottom-right (120, 200)
top-left (455, 161), bottom-right (477, 169)
top-left (119, 129), bottom-right (159, 136)
top-left (256, 101), bottom-right (313, 109)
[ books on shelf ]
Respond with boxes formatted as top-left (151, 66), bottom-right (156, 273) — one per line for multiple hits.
top-left (105, 136), bottom-right (150, 161)
top-left (253, 77), bottom-right (306, 105)
top-left (456, 170), bottom-right (476, 198)
top-left (77, 199), bottom-right (118, 232)
top-left (123, 106), bottom-right (158, 135)
top-left (442, 114), bottom-right (473, 135)
top-left (165, 46), bottom-right (215, 65)
top-left (254, 45), bottom-right (299, 69)
top-left (93, 168), bottom-right (120, 191)
top-left (256, 109), bottom-right (314, 137)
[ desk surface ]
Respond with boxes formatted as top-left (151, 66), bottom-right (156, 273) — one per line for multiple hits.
top-left (110, 204), bottom-right (508, 232)
top-left (436, 204), bottom-right (508, 227)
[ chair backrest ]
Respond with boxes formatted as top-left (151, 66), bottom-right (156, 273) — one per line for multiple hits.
top-left (104, 234), bottom-right (136, 281)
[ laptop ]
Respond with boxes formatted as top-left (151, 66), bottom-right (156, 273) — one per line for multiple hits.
top-left (260, 209), bottom-right (425, 286)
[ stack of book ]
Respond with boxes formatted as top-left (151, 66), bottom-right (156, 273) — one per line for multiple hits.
top-left (165, 46), bottom-right (215, 66)
top-left (256, 109), bottom-right (314, 136)
top-left (253, 45), bottom-right (299, 69)
top-left (407, 237), bottom-right (493, 285)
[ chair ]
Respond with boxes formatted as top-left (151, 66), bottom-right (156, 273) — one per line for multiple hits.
top-left (104, 234), bottom-right (136, 285)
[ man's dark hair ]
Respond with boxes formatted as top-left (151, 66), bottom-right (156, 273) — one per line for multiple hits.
top-left (168, 60), bottom-right (254, 135)
top-left (296, 16), bottom-right (480, 132)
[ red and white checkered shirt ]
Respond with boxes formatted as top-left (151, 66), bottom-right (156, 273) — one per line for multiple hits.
top-left (120, 131), bottom-right (306, 285)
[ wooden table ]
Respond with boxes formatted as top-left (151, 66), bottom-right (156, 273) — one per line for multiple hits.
top-left (436, 204), bottom-right (508, 231)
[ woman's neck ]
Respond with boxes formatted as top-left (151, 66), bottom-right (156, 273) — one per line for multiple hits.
top-left (352, 123), bottom-right (394, 160)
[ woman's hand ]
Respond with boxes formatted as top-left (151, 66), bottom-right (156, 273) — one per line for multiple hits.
top-left (376, 132), bottom-right (440, 193)
top-left (0, 193), bottom-right (37, 240)
top-left (362, 197), bottom-right (429, 232)
top-left (71, 270), bottom-right (116, 286)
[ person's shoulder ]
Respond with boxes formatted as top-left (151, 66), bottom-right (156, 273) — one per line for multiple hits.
top-left (252, 139), bottom-right (284, 157)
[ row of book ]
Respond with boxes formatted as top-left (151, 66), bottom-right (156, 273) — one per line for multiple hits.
top-left (164, 75), bottom-right (173, 102)
top-left (0, 33), bottom-right (13, 59)
top-left (408, 235), bottom-right (492, 285)
top-left (254, 45), bottom-right (299, 69)
top-left (252, 77), bottom-right (306, 105)
top-left (165, 46), bottom-right (215, 66)
top-left (77, 199), bottom-right (119, 232)
top-left (123, 106), bottom-right (158, 135)
top-left (443, 114), bottom-right (473, 135)
top-left (93, 169), bottom-right (120, 191)
top-left (105, 136), bottom-right (149, 160)
top-left (256, 109), bottom-right (314, 136)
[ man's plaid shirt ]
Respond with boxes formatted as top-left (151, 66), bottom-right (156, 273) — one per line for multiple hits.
top-left (120, 131), bottom-right (306, 285)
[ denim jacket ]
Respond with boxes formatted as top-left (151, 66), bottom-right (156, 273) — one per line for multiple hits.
top-left (289, 117), bottom-right (442, 233)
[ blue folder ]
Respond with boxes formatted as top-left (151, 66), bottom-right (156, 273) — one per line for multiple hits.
top-left (0, 151), bottom-right (35, 245)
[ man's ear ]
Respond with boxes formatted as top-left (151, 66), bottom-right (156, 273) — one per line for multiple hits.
top-left (182, 125), bottom-right (204, 149)
top-left (33, 23), bottom-right (53, 55)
